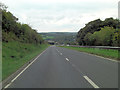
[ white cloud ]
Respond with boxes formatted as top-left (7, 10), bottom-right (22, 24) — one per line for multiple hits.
top-left (1, 0), bottom-right (119, 32)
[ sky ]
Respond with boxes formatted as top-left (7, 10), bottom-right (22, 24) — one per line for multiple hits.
top-left (1, 0), bottom-right (119, 32)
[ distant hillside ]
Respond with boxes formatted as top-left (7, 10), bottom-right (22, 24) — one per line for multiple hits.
top-left (39, 32), bottom-right (77, 45)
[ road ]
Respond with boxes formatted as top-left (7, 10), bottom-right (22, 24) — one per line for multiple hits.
top-left (6, 46), bottom-right (118, 88)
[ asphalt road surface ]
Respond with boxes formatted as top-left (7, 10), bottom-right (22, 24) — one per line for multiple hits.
top-left (7, 46), bottom-right (118, 88)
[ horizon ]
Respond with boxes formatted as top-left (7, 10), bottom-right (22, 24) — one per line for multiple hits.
top-left (1, 0), bottom-right (118, 32)
top-left (39, 32), bottom-right (77, 33)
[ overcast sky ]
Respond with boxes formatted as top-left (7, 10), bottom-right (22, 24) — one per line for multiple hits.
top-left (1, 0), bottom-right (119, 32)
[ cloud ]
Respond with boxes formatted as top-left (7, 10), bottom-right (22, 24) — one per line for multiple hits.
top-left (1, 0), bottom-right (119, 32)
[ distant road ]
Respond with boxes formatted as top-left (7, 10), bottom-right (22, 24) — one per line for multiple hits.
top-left (6, 46), bottom-right (118, 88)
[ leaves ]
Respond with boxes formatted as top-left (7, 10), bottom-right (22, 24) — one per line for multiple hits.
top-left (77, 18), bottom-right (120, 46)
top-left (2, 7), bottom-right (44, 44)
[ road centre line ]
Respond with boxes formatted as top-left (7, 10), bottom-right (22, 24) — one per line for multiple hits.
top-left (5, 47), bottom-right (99, 89)
top-left (64, 57), bottom-right (99, 88)
top-left (83, 76), bottom-right (99, 88)
top-left (4, 48), bottom-right (48, 89)
top-left (66, 58), bottom-right (69, 61)
top-left (60, 53), bottom-right (62, 55)
top-left (57, 48), bottom-right (100, 88)
top-left (56, 49), bottom-right (60, 53)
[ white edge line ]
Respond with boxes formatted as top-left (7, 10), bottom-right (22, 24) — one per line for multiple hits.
top-left (4, 49), bottom-right (47, 89)
top-left (83, 76), bottom-right (99, 88)
top-left (64, 47), bottom-right (118, 62)
top-left (92, 54), bottom-right (118, 62)
top-left (4, 83), bottom-right (11, 89)
top-left (80, 51), bottom-right (118, 63)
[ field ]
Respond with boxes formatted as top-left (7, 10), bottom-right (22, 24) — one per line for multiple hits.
top-left (40, 32), bottom-right (77, 44)
top-left (2, 42), bottom-right (49, 80)
top-left (60, 46), bottom-right (119, 60)
top-left (41, 35), bottom-right (54, 40)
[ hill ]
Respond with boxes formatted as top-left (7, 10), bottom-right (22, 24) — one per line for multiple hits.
top-left (40, 32), bottom-right (77, 45)
top-left (77, 18), bottom-right (120, 46)
top-left (1, 3), bottom-right (49, 80)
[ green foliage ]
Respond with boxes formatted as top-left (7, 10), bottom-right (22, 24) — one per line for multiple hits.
top-left (77, 17), bottom-right (120, 46)
top-left (60, 46), bottom-right (119, 60)
top-left (40, 32), bottom-right (77, 45)
top-left (88, 27), bottom-right (116, 46)
top-left (2, 41), bottom-right (49, 80)
top-left (102, 18), bottom-right (120, 29)
top-left (1, 4), bottom-right (44, 44)
top-left (84, 33), bottom-right (92, 45)
top-left (112, 32), bottom-right (118, 46)
top-left (1, 3), bottom-right (47, 80)
top-left (77, 19), bottom-right (102, 45)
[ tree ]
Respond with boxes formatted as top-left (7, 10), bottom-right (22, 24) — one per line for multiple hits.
top-left (77, 18), bottom-right (120, 46)
top-left (2, 4), bottom-right (44, 44)
top-left (88, 27), bottom-right (116, 46)
top-left (84, 33), bottom-right (92, 45)
top-left (112, 29), bottom-right (120, 46)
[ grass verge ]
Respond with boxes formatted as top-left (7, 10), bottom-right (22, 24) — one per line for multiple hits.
top-left (2, 41), bottom-right (49, 80)
top-left (60, 46), bottom-right (119, 60)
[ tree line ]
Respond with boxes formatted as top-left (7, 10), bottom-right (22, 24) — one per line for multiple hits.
top-left (76, 18), bottom-right (120, 46)
top-left (1, 3), bottom-right (44, 44)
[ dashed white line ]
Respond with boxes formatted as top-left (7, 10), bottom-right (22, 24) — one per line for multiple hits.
top-left (72, 64), bottom-right (75, 67)
top-left (4, 49), bottom-right (47, 89)
top-left (56, 49), bottom-right (60, 53)
top-left (57, 49), bottom-right (99, 88)
top-left (83, 76), bottom-right (99, 88)
top-left (65, 58), bottom-right (69, 61)
top-left (60, 53), bottom-right (62, 55)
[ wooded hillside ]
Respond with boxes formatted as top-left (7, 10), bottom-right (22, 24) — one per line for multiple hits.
top-left (77, 18), bottom-right (120, 46)
top-left (1, 3), bottom-right (44, 44)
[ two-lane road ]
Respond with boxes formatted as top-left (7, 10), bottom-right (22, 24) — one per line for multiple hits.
top-left (6, 46), bottom-right (118, 88)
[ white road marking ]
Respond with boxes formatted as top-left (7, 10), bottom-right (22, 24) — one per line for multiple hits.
top-left (4, 49), bottom-right (47, 89)
top-left (83, 76), bottom-right (99, 88)
top-left (60, 53), bottom-right (62, 55)
top-left (4, 83), bottom-right (11, 89)
top-left (93, 54), bottom-right (118, 62)
top-left (56, 49), bottom-right (60, 53)
top-left (80, 51), bottom-right (118, 63)
top-left (66, 58), bottom-right (69, 61)
top-left (71, 64), bottom-right (75, 67)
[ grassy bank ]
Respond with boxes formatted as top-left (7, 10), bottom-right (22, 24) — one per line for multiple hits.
top-left (60, 46), bottom-right (119, 60)
top-left (2, 42), bottom-right (49, 80)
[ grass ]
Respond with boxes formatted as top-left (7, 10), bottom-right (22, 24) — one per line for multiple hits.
top-left (60, 46), bottom-right (119, 60)
top-left (2, 41), bottom-right (49, 80)
top-left (42, 35), bottom-right (54, 40)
